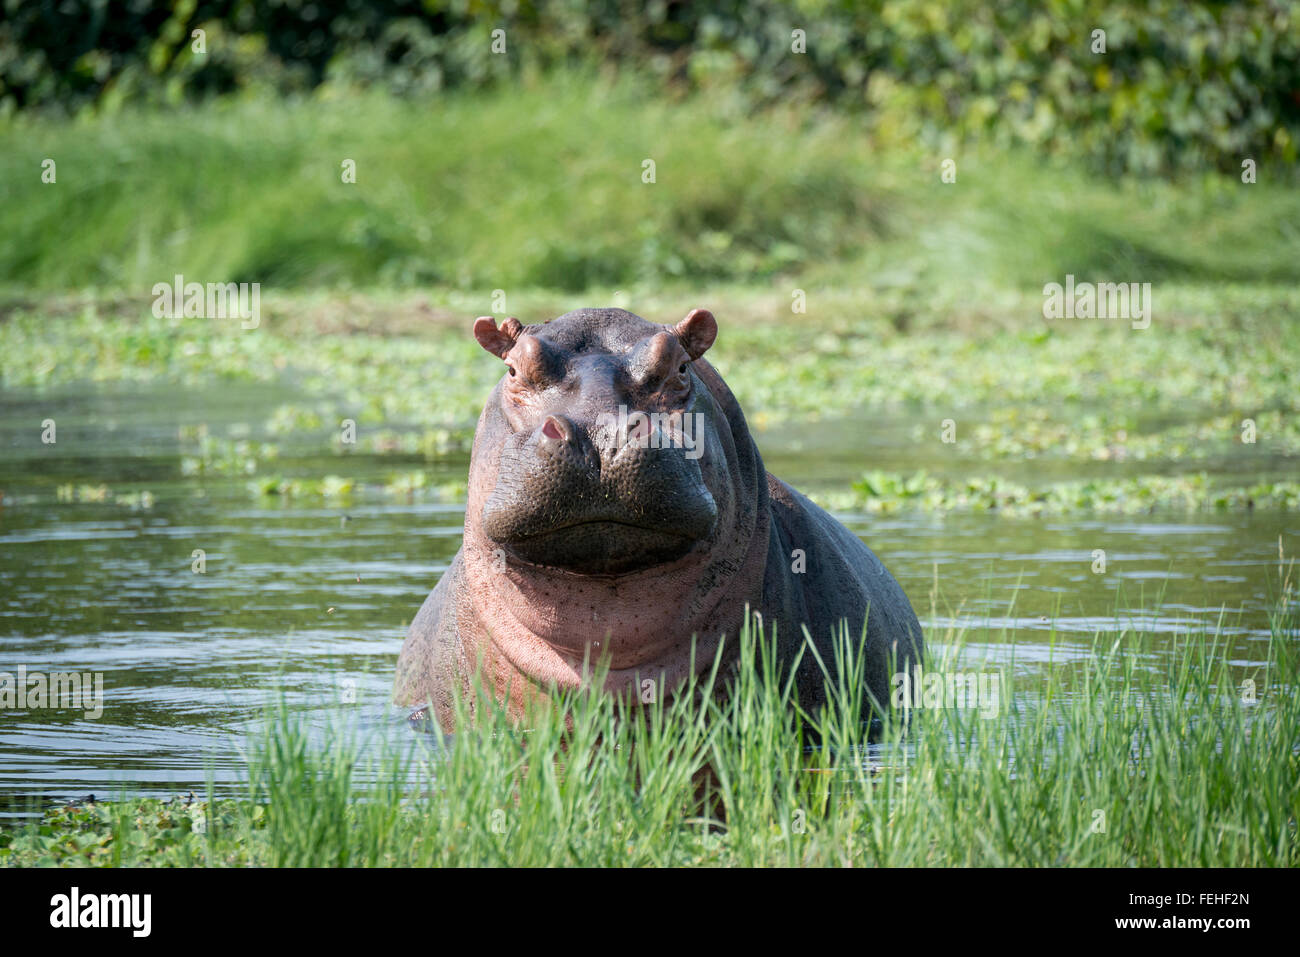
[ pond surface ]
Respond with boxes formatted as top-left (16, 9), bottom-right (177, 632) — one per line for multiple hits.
top-left (0, 382), bottom-right (1294, 816)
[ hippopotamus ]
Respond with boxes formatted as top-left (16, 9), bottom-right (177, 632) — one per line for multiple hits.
top-left (394, 307), bottom-right (922, 728)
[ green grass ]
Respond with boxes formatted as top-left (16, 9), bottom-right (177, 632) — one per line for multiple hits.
top-left (3, 578), bottom-right (1297, 867)
top-left (3, 72), bottom-right (1299, 294)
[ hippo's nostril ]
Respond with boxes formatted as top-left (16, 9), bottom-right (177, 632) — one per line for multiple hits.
top-left (542, 415), bottom-right (569, 443)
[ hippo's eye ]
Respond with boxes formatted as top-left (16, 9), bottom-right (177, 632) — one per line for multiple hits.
top-left (678, 363), bottom-right (688, 374)
top-left (507, 366), bottom-right (516, 377)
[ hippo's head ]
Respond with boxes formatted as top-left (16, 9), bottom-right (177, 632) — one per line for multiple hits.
top-left (456, 306), bottom-right (771, 684)
top-left (467, 307), bottom-right (735, 577)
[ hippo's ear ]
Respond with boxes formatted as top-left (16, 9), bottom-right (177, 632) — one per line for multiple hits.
top-left (673, 308), bottom-right (717, 360)
top-left (474, 316), bottom-right (524, 359)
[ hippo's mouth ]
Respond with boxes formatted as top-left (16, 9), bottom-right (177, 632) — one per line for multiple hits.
top-left (497, 518), bottom-right (706, 576)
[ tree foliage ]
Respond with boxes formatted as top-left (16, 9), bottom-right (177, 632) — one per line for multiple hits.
top-left (2, 0), bottom-right (1297, 175)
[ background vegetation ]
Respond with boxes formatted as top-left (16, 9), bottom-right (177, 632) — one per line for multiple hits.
top-left (5, 1), bottom-right (1298, 176)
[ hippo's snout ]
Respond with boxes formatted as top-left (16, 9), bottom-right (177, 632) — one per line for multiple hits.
top-left (481, 409), bottom-right (718, 576)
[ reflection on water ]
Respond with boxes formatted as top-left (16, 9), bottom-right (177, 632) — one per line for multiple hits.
top-left (0, 383), bottom-right (1294, 814)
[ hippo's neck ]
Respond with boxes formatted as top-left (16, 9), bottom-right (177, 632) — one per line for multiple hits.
top-left (461, 478), bottom-right (772, 697)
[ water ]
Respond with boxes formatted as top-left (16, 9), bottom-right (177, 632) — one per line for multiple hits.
top-left (0, 382), bottom-right (1293, 815)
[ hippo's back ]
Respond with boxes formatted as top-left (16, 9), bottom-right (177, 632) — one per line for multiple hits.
top-left (761, 474), bottom-right (923, 714)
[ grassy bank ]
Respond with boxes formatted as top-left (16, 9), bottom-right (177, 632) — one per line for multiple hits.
top-left (3, 591), bottom-right (1296, 867)
top-left (4, 73), bottom-right (1299, 294)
